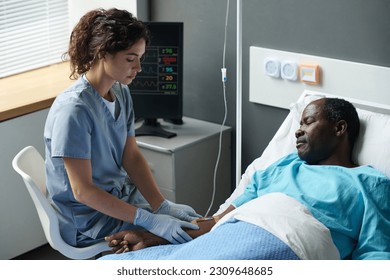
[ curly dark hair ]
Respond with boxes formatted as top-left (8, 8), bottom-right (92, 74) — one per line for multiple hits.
top-left (321, 98), bottom-right (360, 150)
top-left (64, 8), bottom-right (150, 79)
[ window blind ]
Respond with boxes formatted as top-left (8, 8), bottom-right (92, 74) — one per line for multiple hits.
top-left (0, 0), bottom-right (70, 78)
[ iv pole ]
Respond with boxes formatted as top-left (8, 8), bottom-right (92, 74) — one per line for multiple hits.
top-left (236, 0), bottom-right (242, 185)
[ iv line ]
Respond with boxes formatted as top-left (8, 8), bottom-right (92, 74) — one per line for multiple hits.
top-left (204, 0), bottom-right (230, 217)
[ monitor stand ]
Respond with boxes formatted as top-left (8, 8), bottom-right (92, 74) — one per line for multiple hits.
top-left (164, 117), bottom-right (184, 125)
top-left (135, 118), bottom-right (177, 138)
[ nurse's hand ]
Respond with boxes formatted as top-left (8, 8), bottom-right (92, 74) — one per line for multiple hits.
top-left (134, 208), bottom-right (199, 244)
top-left (154, 200), bottom-right (202, 222)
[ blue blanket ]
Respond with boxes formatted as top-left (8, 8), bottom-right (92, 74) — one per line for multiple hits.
top-left (99, 220), bottom-right (299, 260)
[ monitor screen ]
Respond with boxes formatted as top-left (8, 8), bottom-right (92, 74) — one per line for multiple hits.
top-left (129, 22), bottom-right (183, 138)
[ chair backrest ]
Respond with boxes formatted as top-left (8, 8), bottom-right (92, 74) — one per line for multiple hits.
top-left (12, 146), bottom-right (60, 249)
top-left (12, 146), bottom-right (110, 259)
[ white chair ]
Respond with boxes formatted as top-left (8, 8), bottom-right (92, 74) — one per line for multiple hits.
top-left (12, 146), bottom-right (110, 260)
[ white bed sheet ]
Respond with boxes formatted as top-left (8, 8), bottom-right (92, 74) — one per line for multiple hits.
top-left (212, 193), bottom-right (340, 260)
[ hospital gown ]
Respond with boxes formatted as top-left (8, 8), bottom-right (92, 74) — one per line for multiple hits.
top-left (44, 76), bottom-right (148, 247)
top-left (233, 153), bottom-right (390, 260)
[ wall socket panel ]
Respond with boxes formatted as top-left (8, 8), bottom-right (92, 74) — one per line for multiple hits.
top-left (249, 46), bottom-right (390, 109)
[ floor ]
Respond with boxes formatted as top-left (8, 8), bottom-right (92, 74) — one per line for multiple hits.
top-left (12, 244), bottom-right (71, 260)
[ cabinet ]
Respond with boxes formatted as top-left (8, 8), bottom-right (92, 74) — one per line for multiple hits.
top-left (136, 117), bottom-right (232, 215)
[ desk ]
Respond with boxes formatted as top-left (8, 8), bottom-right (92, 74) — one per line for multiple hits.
top-left (0, 62), bottom-right (72, 121)
top-left (136, 117), bottom-right (232, 215)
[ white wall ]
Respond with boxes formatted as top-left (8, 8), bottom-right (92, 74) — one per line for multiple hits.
top-left (0, 109), bottom-right (50, 259)
top-left (68, 0), bottom-right (137, 28)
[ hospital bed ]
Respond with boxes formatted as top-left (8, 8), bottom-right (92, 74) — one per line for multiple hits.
top-left (100, 91), bottom-right (390, 260)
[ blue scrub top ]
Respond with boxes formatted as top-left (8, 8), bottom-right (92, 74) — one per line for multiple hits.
top-left (44, 76), bottom-right (139, 246)
top-left (233, 153), bottom-right (390, 260)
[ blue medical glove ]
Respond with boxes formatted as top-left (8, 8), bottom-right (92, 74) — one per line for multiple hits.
top-left (134, 208), bottom-right (199, 244)
top-left (154, 200), bottom-right (202, 222)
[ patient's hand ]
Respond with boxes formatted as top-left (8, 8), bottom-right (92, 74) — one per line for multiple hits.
top-left (105, 216), bottom-right (218, 254)
top-left (105, 230), bottom-right (168, 254)
top-left (189, 216), bottom-right (217, 236)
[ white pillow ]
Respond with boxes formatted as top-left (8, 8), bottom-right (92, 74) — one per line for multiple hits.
top-left (213, 193), bottom-right (340, 259)
top-left (353, 108), bottom-right (390, 177)
top-left (215, 93), bottom-right (390, 214)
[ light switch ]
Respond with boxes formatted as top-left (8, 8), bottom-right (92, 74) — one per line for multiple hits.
top-left (300, 64), bottom-right (320, 85)
top-left (264, 58), bottom-right (280, 78)
top-left (281, 61), bottom-right (298, 81)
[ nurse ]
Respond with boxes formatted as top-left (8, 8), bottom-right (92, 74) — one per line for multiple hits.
top-left (44, 8), bottom-right (200, 247)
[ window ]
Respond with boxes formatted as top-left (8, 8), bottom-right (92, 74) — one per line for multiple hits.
top-left (0, 0), bottom-right (70, 78)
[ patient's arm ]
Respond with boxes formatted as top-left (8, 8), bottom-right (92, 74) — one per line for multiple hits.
top-left (105, 217), bottom-right (216, 253)
top-left (106, 205), bottom-right (235, 254)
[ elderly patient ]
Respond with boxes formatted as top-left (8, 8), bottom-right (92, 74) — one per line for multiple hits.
top-left (106, 97), bottom-right (390, 260)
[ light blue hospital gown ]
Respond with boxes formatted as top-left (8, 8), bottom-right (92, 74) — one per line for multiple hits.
top-left (233, 153), bottom-right (390, 260)
top-left (44, 76), bottom-right (149, 247)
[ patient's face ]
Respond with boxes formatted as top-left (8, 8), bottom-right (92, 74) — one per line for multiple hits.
top-left (295, 99), bottom-right (338, 164)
